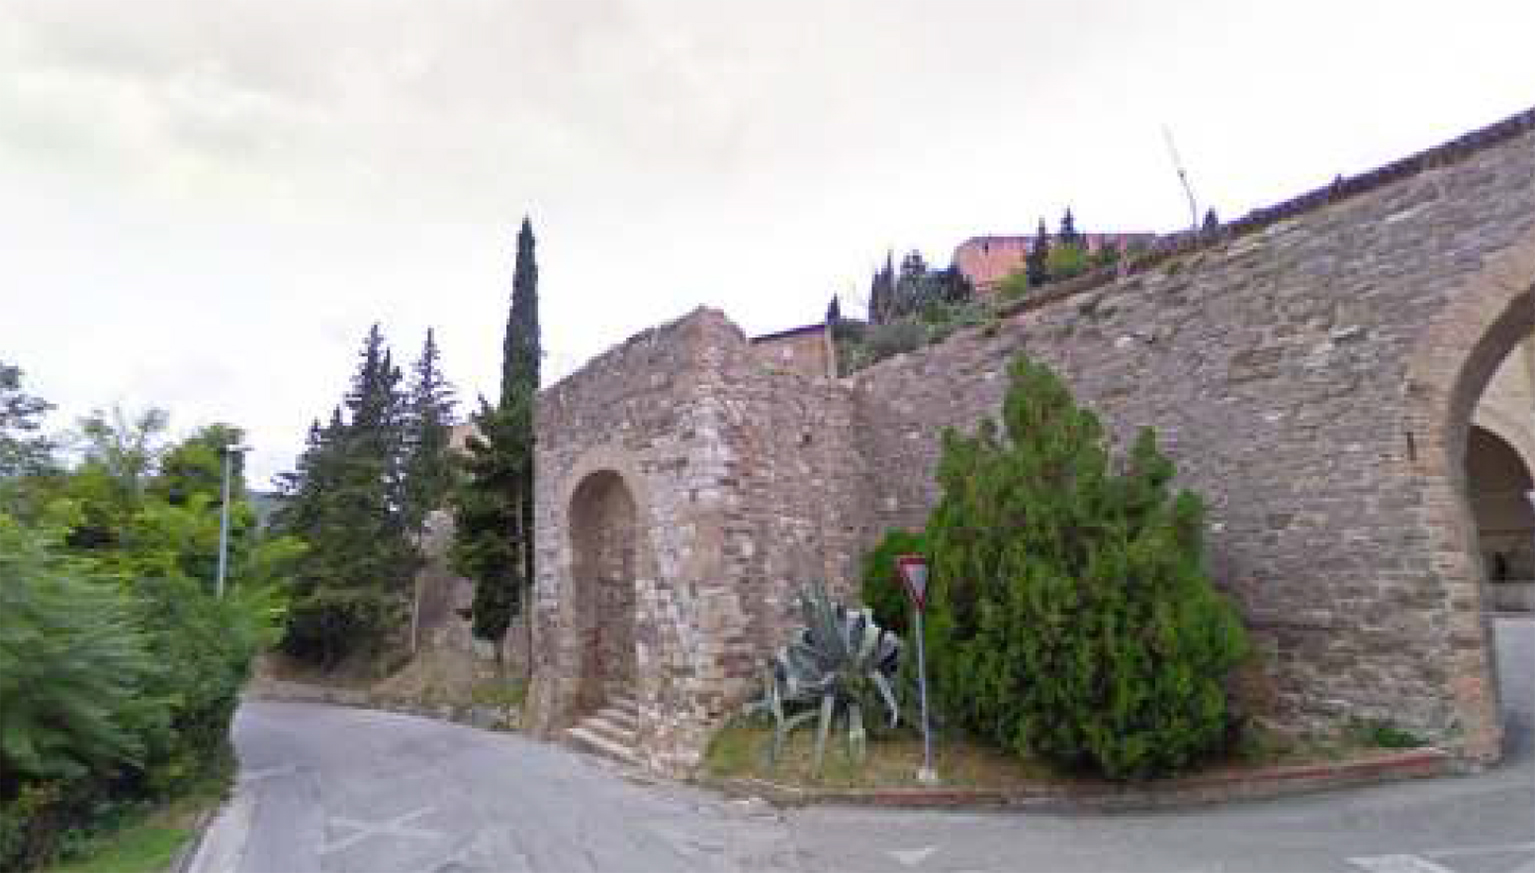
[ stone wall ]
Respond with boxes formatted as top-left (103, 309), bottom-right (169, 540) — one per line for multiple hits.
top-left (534, 106), bottom-right (1535, 772)
top-left (849, 115), bottom-right (1535, 758)
top-left (530, 309), bottom-right (862, 774)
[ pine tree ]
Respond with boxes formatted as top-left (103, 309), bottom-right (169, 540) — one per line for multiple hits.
top-left (1202, 207), bottom-right (1220, 232)
top-left (402, 328), bottom-right (457, 535)
top-left (1025, 218), bottom-right (1050, 287)
top-left (455, 217), bottom-right (540, 644)
top-left (924, 354), bottom-right (1248, 779)
top-left (825, 295), bottom-right (842, 326)
top-left (277, 327), bottom-right (418, 666)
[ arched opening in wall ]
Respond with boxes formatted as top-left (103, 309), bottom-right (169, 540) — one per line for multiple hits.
top-left (568, 470), bottom-right (639, 717)
top-left (1465, 425), bottom-right (1535, 609)
top-left (1427, 278), bottom-right (1535, 761)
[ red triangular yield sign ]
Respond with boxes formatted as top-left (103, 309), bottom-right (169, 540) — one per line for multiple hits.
top-left (895, 554), bottom-right (928, 611)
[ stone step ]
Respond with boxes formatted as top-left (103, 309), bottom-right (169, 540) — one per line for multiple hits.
top-left (580, 714), bottom-right (636, 748)
top-left (596, 704), bottom-right (638, 731)
top-left (605, 694), bottom-right (639, 717)
top-left (566, 724), bottom-right (639, 766)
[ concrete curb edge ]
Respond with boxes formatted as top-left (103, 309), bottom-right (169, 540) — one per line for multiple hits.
top-left (699, 748), bottom-right (1451, 813)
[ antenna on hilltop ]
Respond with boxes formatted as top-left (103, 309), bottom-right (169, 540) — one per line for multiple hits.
top-left (1162, 125), bottom-right (1200, 232)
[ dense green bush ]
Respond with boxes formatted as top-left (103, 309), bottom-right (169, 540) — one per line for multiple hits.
top-left (0, 517), bottom-right (162, 784)
top-left (858, 529), bottom-right (927, 637)
top-left (924, 355), bottom-right (1248, 780)
top-left (0, 512), bottom-right (283, 870)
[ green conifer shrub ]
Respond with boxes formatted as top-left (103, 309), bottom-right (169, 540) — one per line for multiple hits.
top-left (923, 354), bottom-right (1248, 780)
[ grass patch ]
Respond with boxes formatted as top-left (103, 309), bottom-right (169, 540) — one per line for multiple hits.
top-left (470, 675), bottom-right (526, 710)
top-left (47, 818), bottom-right (191, 873)
top-left (43, 760), bottom-right (230, 873)
top-left (703, 717), bottom-right (1049, 789)
top-left (706, 715), bottom-right (1434, 792)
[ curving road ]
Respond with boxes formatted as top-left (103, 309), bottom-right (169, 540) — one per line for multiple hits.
top-left (195, 617), bottom-right (1533, 873)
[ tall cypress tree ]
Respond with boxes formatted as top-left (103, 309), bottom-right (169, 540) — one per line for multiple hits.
top-left (1026, 217), bottom-right (1050, 287)
top-left (868, 252), bottom-right (896, 325)
top-left (1058, 206), bottom-right (1082, 249)
top-left (455, 217), bottom-right (540, 645)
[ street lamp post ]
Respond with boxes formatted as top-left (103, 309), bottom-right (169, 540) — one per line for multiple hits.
top-left (216, 444), bottom-right (252, 599)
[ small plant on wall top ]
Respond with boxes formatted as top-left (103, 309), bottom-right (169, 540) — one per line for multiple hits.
top-left (746, 583), bottom-right (902, 774)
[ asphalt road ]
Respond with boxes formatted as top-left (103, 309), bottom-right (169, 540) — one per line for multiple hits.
top-left (194, 617), bottom-right (1534, 873)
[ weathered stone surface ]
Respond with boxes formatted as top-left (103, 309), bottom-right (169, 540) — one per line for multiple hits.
top-left (534, 106), bottom-right (1535, 773)
top-left (529, 311), bottom-right (865, 775)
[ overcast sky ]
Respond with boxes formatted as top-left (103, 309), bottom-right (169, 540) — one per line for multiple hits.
top-left (2, 0), bottom-right (1532, 486)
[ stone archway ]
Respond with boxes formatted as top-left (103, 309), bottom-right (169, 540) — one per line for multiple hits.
top-left (567, 470), bottom-right (639, 716)
top-left (1404, 234), bottom-right (1535, 761)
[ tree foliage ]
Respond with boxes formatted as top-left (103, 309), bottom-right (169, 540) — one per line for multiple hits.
top-left (923, 355), bottom-right (1248, 779)
top-left (0, 392), bottom-right (294, 870)
top-left (275, 325), bottom-right (420, 667)
top-left (401, 328), bottom-right (458, 535)
top-left (0, 360), bottom-right (54, 484)
top-left (858, 528), bottom-right (927, 637)
top-left (455, 217), bottom-right (540, 644)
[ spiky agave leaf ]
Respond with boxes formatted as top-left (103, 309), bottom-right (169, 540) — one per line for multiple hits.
top-left (745, 582), bottom-right (905, 775)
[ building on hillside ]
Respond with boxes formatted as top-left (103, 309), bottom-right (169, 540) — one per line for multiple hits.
top-left (749, 322), bottom-right (836, 380)
top-left (952, 232), bottom-right (1156, 293)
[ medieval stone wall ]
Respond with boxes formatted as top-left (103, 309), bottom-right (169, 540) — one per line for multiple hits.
top-left (530, 309), bottom-right (867, 773)
top-left (534, 107), bottom-right (1535, 773)
top-left (848, 120), bottom-right (1535, 755)
top-left (530, 311), bottom-right (755, 773)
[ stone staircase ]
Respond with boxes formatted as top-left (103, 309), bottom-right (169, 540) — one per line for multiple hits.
top-left (565, 695), bottom-right (640, 766)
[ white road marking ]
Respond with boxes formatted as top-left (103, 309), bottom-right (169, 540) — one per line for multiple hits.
top-left (1348, 855), bottom-right (1456, 873)
top-left (888, 846), bottom-right (938, 867)
top-left (1422, 840), bottom-right (1535, 859)
top-left (319, 806), bottom-right (442, 856)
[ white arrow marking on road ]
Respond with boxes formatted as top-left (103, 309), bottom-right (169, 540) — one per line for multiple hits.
top-left (320, 806), bottom-right (442, 856)
top-left (888, 846), bottom-right (938, 867)
top-left (1348, 854), bottom-right (1455, 873)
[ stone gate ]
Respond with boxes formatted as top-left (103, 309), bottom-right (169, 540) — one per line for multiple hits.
top-left (528, 106), bottom-right (1535, 774)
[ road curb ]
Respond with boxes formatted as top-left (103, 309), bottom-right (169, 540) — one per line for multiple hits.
top-left (700, 748), bottom-right (1451, 813)
top-left (169, 807), bottom-right (218, 873)
top-left (245, 684), bottom-right (520, 733)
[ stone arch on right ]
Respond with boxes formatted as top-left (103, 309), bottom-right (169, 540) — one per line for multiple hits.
top-left (1404, 251), bottom-right (1535, 762)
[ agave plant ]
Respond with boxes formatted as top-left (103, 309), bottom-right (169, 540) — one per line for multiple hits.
top-left (746, 582), bottom-right (902, 773)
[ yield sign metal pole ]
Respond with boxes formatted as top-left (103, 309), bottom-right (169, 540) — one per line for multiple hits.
top-left (913, 605), bottom-right (935, 784)
top-left (896, 554), bottom-right (936, 784)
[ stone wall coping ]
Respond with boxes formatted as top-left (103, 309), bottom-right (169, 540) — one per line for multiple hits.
top-left (701, 747), bottom-right (1450, 813)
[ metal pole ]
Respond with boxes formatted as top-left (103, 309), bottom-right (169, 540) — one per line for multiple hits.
top-left (914, 606), bottom-right (936, 784)
top-left (216, 447), bottom-right (233, 599)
